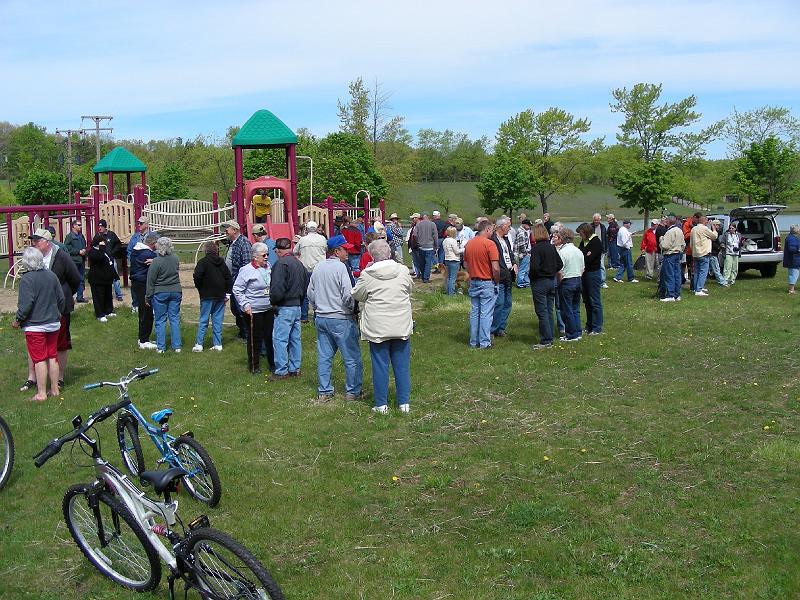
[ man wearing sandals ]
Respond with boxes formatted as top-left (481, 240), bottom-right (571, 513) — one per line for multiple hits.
top-left (13, 247), bottom-right (65, 401)
top-left (21, 229), bottom-right (80, 394)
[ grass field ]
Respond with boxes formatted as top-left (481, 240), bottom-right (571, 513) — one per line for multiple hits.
top-left (1, 264), bottom-right (799, 599)
top-left (388, 183), bottom-right (720, 225)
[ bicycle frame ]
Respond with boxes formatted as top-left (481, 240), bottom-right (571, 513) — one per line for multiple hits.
top-left (119, 402), bottom-right (184, 469)
top-left (88, 440), bottom-right (180, 570)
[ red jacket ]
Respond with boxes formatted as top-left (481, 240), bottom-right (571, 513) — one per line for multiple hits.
top-left (341, 226), bottom-right (363, 255)
top-left (641, 228), bottom-right (657, 253)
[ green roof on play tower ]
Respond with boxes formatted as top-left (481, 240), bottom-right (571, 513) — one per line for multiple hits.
top-left (92, 147), bottom-right (147, 173)
top-left (232, 110), bottom-right (297, 147)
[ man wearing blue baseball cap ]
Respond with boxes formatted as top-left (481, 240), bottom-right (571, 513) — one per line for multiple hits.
top-left (306, 234), bottom-right (363, 403)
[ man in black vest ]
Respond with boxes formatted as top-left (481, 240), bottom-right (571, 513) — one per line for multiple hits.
top-left (490, 216), bottom-right (516, 338)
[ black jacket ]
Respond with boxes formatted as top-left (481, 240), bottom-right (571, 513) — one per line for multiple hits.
top-left (579, 236), bottom-right (604, 271)
top-left (130, 244), bottom-right (156, 284)
top-left (529, 242), bottom-right (563, 279)
top-left (102, 229), bottom-right (124, 259)
top-left (49, 246), bottom-right (80, 314)
top-left (270, 254), bottom-right (307, 307)
top-left (87, 246), bottom-right (119, 285)
top-left (193, 254), bottom-right (232, 301)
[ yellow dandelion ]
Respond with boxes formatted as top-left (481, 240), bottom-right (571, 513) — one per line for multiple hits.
top-left (543, 455), bottom-right (550, 462)
top-left (763, 425), bottom-right (770, 431)
top-left (392, 475), bottom-right (399, 482)
top-left (581, 448), bottom-right (587, 453)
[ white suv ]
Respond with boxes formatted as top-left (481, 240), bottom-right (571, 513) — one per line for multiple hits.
top-left (706, 204), bottom-right (786, 278)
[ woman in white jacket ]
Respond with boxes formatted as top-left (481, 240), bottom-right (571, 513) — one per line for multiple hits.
top-left (352, 240), bottom-right (413, 413)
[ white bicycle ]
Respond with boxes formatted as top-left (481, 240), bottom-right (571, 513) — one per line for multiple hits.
top-left (34, 367), bottom-right (284, 599)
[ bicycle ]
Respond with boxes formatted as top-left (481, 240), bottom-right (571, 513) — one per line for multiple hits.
top-left (0, 414), bottom-right (14, 490)
top-left (34, 367), bottom-right (285, 598)
top-left (113, 367), bottom-right (222, 507)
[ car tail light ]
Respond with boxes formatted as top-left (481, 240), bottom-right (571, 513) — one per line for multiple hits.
top-left (774, 236), bottom-right (782, 251)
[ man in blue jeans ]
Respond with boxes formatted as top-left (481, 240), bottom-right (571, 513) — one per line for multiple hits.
top-left (269, 238), bottom-right (307, 379)
top-left (613, 219), bottom-right (638, 283)
top-left (490, 217), bottom-right (516, 337)
top-left (463, 220), bottom-right (499, 348)
top-left (307, 235), bottom-right (363, 403)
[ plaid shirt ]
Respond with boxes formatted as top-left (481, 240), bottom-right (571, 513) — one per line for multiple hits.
top-left (228, 234), bottom-right (252, 280)
top-left (513, 227), bottom-right (531, 259)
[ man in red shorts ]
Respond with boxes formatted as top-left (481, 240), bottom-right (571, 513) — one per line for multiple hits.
top-left (26, 228), bottom-right (80, 392)
top-left (13, 247), bottom-right (65, 401)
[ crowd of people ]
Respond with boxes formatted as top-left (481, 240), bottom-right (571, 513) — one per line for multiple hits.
top-left (13, 208), bottom-right (800, 412)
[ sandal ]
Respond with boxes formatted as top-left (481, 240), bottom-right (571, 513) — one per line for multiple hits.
top-left (19, 379), bottom-right (35, 392)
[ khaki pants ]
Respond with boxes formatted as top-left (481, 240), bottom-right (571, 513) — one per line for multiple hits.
top-left (723, 254), bottom-right (739, 285)
top-left (644, 252), bottom-right (657, 278)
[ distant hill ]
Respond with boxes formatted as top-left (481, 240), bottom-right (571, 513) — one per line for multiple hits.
top-left (385, 182), bottom-right (724, 224)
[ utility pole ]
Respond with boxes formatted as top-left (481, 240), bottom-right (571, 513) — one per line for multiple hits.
top-left (55, 128), bottom-right (81, 199)
top-left (80, 115), bottom-right (113, 162)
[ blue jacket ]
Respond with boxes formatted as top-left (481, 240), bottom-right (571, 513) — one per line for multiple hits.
top-left (130, 242), bottom-right (157, 284)
top-left (783, 233), bottom-right (800, 268)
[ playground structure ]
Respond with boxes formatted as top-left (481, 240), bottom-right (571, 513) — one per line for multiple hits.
top-left (1, 108), bottom-right (385, 282)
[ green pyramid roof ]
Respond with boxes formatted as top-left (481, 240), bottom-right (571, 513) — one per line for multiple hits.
top-left (232, 110), bottom-right (297, 148)
top-left (93, 147), bottom-right (147, 173)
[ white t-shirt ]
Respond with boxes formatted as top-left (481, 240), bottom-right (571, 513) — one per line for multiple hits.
top-left (617, 226), bottom-right (633, 249)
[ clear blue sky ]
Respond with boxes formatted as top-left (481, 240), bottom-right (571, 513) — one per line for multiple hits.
top-left (1, 0), bottom-right (798, 158)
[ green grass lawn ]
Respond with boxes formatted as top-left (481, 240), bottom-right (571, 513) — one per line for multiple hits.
top-left (1, 267), bottom-right (799, 599)
top-left (388, 182), bottom-right (725, 225)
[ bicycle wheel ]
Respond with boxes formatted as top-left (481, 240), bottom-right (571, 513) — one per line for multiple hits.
top-left (185, 527), bottom-right (284, 599)
top-left (62, 484), bottom-right (161, 591)
top-left (172, 436), bottom-right (222, 507)
top-left (0, 415), bottom-right (14, 491)
top-left (117, 417), bottom-right (145, 476)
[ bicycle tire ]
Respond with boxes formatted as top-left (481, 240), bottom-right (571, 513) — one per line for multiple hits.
top-left (0, 415), bottom-right (14, 491)
top-left (185, 527), bottom-right (284, 599)
top-left (62, 483), bottom-right (161, 591)
top-left (117, 416), bottom-right (146, 476)
top-left (172, 436), bottom-right (222, 507)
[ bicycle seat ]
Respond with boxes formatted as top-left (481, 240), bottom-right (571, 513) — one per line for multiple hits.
top-left (151, 408), bottom-right (173, 423)
top-left (139, 467), bottom-right (187, 494)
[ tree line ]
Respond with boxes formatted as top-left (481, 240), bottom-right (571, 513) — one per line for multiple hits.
top-left (1, 79), bottom-right (798, 220)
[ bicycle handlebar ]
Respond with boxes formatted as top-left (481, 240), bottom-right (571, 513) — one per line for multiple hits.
top-left (34, 369), bottom-right (159, 467)
top-left (83, 367), bottom-right (159, 391)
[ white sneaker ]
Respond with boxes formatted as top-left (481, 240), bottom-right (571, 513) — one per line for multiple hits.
top-left (192, 344), bottom-right (203, 353)
top-left (174, 348), bottom-right (182, 353)
top-left (694, 291), bottom-right (708, 296)
top-left (157, 349), bottom-right (165, 354)
top-left (138, 341), bottom-right (157, 350)
top-left (210, 345), bottom-right (223, 352)
top-left (107, 312), bottom-right (117, 317)
top-left (675, 296), bottom-right (682, 301)
top-left (132, 307), bottom-right (139, 314)
top-left (372, 405), bottom-right (389, 414)
top-left (399, 403), bottom-right (410, 413)
top-left (660, 297), bottom-right (676, 302)
top-left (601, 283), bottom-right (609, 289)
top-left (98, 316), bottom-right (108, 323)
top-left (701, 288), bottom-right (709, 293)
top-left (630, 279), bottom-right (639, 283)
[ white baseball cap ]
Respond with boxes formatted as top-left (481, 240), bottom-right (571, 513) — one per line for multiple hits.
top-left (306, 220), bottom-right (318, 231)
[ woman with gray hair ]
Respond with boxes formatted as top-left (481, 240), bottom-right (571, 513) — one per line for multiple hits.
top-left (192, 240), bottom-right (232, 352)
top-left (146, 236), bottom-right (183, 353)
top-left (783, 224), bottom-right (800, 294)
top-left (12, 247), bottom-right (65, 401)
top-left (232, 242), bottom-right (275, 374)
top-left (352, 239), bottom-right (414, 413)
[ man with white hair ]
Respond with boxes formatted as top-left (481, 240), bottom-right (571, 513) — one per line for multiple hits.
top-left (491, 216), bottom-right (517, 338)
top-left (432, 210), bottom-right (447, 270)
top-left (224, 220), bottom-right (252, 341)
top-left (294, 220), bottom-right (328, 322)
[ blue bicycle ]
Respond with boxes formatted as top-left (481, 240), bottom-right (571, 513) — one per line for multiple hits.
top-left (114, 367), bottom-right (222, 507)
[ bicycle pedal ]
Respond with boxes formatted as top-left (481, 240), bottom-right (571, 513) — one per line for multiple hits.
top-left (188, 514), bottom-right (209, 531)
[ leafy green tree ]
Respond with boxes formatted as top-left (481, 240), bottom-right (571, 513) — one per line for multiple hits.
top-left (614, 159), bottom-right (673, 217)
top-left (415, 129), bottom-right (488, 182)
top-left (150, 162), bottom-right (190, 200)
top-left (719, 106), bottom-right (800, 158)
top-left (734, 137), bottom-right (799, 204)
top-left (7, 123), bottom-right (60, 180)
top-left (477, 154), bottom-right (540, 215)
top-left (494, 107), bottom-right (598, 213)
top-left (337, 77), bottom-right (370, 142)
top-left (610, 83), bottom-right (716, 225)
top-left (13, 169), bottom-right (68, 204)
top-left (315, 133), bottom-right (387, 202)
